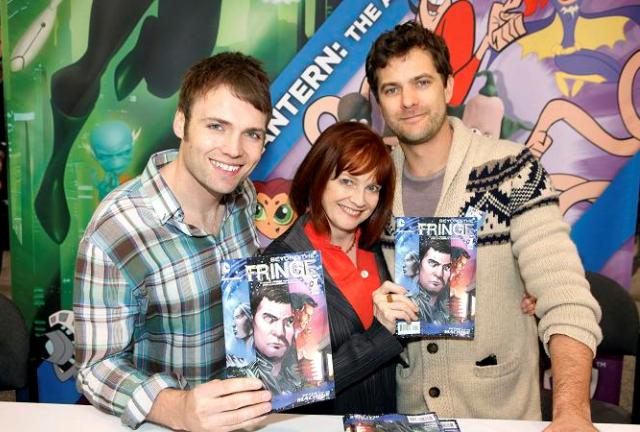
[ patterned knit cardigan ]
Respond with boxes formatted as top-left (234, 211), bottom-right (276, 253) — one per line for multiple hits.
top-left (380, 117), bottom-right (602, 420)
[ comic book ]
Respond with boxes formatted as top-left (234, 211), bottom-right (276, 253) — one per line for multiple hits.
top-left (439, 420), bottom-right (461, 432)
top-left (343, 413), bottom-right (443, 432)
top-left (394, 217), bottom-right (477, 338)
top-left (221, 250), bottom-right (335, 411)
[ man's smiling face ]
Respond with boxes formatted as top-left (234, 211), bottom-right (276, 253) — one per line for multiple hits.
top-left (173, 84), bottom-right (267, 201)
top-left (376, 47), bottom-right (452, 147)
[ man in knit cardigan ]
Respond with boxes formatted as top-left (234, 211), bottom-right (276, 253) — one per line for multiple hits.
top-left (366, 22), bottom-right (602, 431)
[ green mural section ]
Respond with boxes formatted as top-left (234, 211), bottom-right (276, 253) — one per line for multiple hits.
top-left (1, 0), bottom-right (339, 402)
top-left (2, 0), bottom-right (337, 332)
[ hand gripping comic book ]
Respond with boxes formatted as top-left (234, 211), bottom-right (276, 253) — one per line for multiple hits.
top-left (221, 250), bottom-right (335, 411)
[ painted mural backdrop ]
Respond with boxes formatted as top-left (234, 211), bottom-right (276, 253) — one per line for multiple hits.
top-left (2, 0), bottom-right (639, 406)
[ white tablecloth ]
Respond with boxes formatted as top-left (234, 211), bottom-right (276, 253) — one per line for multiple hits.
top-left (1, 402), bottom-right (638, 431)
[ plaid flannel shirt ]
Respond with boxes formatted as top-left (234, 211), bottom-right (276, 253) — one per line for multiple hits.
top-left (74, 150), bottom-right (260, 428)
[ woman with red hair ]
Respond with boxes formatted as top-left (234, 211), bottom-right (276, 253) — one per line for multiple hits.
top-left (264, 122), bottom-right (418, 414)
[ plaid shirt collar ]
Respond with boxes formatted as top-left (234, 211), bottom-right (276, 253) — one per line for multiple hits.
top-left (139, 150), bottom-right (182, 225)
top-left (139, 150), bottom-right (249, 235)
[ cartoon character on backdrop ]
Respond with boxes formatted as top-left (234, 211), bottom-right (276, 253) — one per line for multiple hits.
top-left (36, 310), bottom-right (81, 403)
top-left (409, 0), bottom-right (527, 105)
top-left (518, 0), bottom-right (640, 96)
top-left (510, 4), bottom-right (640, 405)
top-left (9, 0), bottom-right (63, 72)
top-left (300, 0), bottom-right (530, 152)
top-left (303, 75), bottom-right (373, 146)
top-left (254, 178), bottom-right (297, 247)
top-left (31, 0), bottom-right (223, 244)
top-left (456, 70), bottom-right (532, 140)
top-left (526, 50), bottom-right (640, 215)
top-left (17, 0), bottom-right (329, 244)
top-left (89, 120), bottom-right (138, 199)
top-left (302, 76), bottom-right (405, 147)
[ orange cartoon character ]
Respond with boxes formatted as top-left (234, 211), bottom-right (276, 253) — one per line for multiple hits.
top-left (254, 178), bottom-right (298, 240)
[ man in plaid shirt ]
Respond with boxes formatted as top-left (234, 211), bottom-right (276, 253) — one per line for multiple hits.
top-left (74, 52), bottom-right (273, 431)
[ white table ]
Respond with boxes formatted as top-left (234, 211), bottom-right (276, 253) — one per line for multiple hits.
top-left (1, 402), bottom-right (638, 431)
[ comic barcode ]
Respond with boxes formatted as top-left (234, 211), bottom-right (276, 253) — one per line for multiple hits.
top-left (397, 321), bottom-right (420, 335)
top-left (407, 413), bottom-right (437, 423)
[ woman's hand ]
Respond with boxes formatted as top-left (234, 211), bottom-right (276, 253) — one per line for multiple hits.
top-left (521, 292), bottom-right (537, 316)
top-left (372, 281), bottom-right (419, 333)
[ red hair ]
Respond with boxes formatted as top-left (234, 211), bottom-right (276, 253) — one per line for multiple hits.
top-left (290, 122), bottom-right (395, 248)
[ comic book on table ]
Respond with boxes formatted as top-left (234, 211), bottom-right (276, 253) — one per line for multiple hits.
top-left (439, 419), bottom-right (461, 432)
top-left (394, 217), bottom-right (477, 338)
top-left (343, 413), bottom-right (443, 432)
top-left (221, 250), bottom-right (334, 411)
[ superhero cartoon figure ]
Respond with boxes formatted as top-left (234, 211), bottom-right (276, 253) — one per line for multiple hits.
top-left (303, 81), bottom-right (373, 146)
top-left (526, 50), bottom-right (640, 215)
top-left (89, 121), bottom-right (138, 199)
top-left (36, 310), bottom-right (81, 403)
top-left (518, 0), bottom-right (640, 96)
top-left (33, 0), bottom-right (222, 243)
top-left (28, 0), bottom-right (327, 243)
top-left (254, 178), bottom-right (297, 242)
top-left (457, 70), bottom-right (532, 140)
top-left (410, 0), bottom-right (526, 105)
top-left (41, 310), bottom-right (77, 382)
top-left (302, 78), bottom-right (401, 147)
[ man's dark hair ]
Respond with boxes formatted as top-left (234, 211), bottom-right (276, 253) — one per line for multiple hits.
top-left (251, 283), bottom-right (292, 316)
top-left (365, 21), bottom-right (452, 101)
top-left (290, 292), bottom-right (318, 312)
top-left (422, 238), bottom-right (451, 257)
top-left (178, 52), bottom-right (271, 126)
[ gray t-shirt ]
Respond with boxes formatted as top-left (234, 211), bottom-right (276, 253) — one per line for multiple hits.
top-left (402, 162), bottom-right (445, 217)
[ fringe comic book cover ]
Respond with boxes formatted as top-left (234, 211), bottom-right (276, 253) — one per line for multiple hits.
top-left (395, 217), bottom-right (477, 338)
top-left (221, 250), bottom-right (334, 411)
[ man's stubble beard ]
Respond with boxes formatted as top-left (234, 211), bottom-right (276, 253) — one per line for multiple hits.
top-left (393, 107), bottom-right (447, 147)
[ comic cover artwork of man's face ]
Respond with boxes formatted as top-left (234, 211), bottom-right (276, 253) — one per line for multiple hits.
top-left (253, 293), bottom-right (295, 360)
top-left (418, 246), bottom-right (451, 294)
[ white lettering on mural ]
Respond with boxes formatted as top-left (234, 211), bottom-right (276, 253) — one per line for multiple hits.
top-left (266, 43), bottom-right (347, 142)
top-left (265, 0), bottom-right (394, 144)
top-left (344, 3), bottom-right (382, 42)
